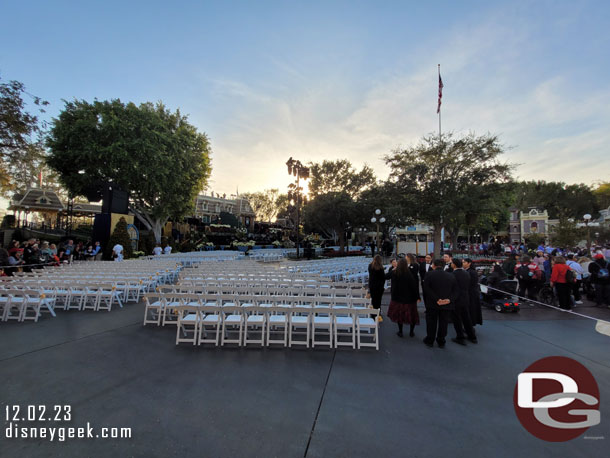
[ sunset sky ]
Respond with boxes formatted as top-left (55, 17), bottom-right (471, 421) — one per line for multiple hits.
top-left (2, 0), bottom-right (609, 201)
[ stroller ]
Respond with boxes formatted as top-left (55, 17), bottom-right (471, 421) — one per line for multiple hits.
top-left (480, 266), bottom-right (520, 313)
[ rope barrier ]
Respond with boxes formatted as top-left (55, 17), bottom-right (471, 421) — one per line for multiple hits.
top-left (484, 284), bottom-right (610, 328)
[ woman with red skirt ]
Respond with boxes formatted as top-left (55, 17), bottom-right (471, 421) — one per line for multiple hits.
top-left (387, 257), bottom-right (420, 337)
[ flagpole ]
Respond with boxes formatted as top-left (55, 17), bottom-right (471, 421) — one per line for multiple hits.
top-left (438, 64), bottom-right (441, 143)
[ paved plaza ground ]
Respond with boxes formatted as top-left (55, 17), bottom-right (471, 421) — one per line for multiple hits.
top-left (1, 293), bottom-right (609, 457)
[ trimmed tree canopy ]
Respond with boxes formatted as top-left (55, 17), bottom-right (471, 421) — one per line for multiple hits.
top-left (46, 99), bottom-right (212, 242)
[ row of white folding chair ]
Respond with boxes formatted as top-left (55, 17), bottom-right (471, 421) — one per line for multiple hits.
top-left (0, 289), bottom-right (56, 322)
top-left (173, 304), bottom-right (379, 349)
top-left (143, 293), bottom-right (371, 327)
top-left (45, 283), bottom-right (124, 312)
top-left (173, 284), bottom-right (366, 299)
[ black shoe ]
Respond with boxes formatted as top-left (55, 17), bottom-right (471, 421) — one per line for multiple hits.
top-left (423, 339), bottom-right (433, 347)
top-left (396, 331), bottom-right (403, 338)
top-left (409, 330), bottom-right (415, 337)
top-left (468, 337), bottom-right (478, 344)
top-left (452, 337), bottom-right (467, 346)
top-left (437, 342), bottom-right (446, 349)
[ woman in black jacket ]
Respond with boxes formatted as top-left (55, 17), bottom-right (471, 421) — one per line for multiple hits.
top-left (368, 255), bottom-right (386, 318)
top-left (387, 258), bottom-right (420, 337)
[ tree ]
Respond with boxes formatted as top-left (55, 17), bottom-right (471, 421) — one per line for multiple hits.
top-left (593, 182), bottom-right (610, 210)
top-left (0, 75), bottom-right (49, 196)
top-left (512, 181), bottom-right (598, 219)
top-left (46, 99), bottom-right (212, 242)
top-left (106, 217), bottom-right (133, 259)
top-left (308, 159), bottom-right (376, 199)
top-left (385, 133), bottom-right (514, 258)
top-left (549, 218), bottom-right (585, 248)
top-left (303, 191), bottom-right (355, 253)
top-left (241, 189), bottom-right (281, 222)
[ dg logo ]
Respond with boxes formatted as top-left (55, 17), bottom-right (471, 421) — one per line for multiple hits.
top-left (514, 356), bottom-right (601, 441)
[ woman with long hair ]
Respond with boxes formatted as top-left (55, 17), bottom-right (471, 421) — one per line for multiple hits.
top-left (387, 258), bottom-right (420, 337)
top-left (368, 254), bottom-right (386, 320)
top-left (406, 253), bottom-right (420, 285)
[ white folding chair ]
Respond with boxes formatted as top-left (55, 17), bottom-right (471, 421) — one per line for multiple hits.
top-left (266, 305), bottom-right (288, 347)
top-left (243, 305), bottom-right (266, 347)
top-left (199, 304), bottom-right (222, 346)
top-left (221, 305), bottom-right (243, 346)
top-left (312, 306), bottom-right (333, 348)
top-left (356, 308), bottom-right (380, 350)
top-left (289, 305), bottom-right (311, 348)
top-left (175, 305), bottom-right (201, 345)
top-left (143, 293), bottom-right (164, 326)
top-left (334, 308), bottom-right (356, 349)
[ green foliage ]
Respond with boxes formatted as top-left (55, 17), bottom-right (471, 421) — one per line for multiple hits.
top-left (593, 182), bottom-right (610, 210)
top-left (105, 217), bottom-right (133, 260)
top-left (512, 180), bottom-right (599, 219)
top-left (549, 218), bottom-right (584, 248)
top-left (308, 159), bottom-right (376, 199)
top-left (46, 99), bottom-right (212, 242)
top-left (218, 211), bottom-right (239, 228)
top-left (0, 75), bottom-right (49, 196)
top-left (524, 233), bottom-right (546, 250)
top-left (385, 132), bottom-right (514, 256)
top-left (303, 191), bottom-right (355, 252)
top-left (241, 189), bottom-right (282, 222)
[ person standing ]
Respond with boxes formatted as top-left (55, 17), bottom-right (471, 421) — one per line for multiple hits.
top-left (423, 259), bottom-right (459, 348)
top-left (566, 254), bottom-right (584, 305)
top-left (406, 253), bottom-right (420, 285)
top-left (463, 258), bottom-right (483, 327)
top-left (588, 253), bottom-right (610, 307)
top-left (550, 256), bottom-right (571, 310)
top-left (368, 255), bottom-right (386, 321)
top-left (443, 253), bottom-right (453, 272)
top-left (387, 258), bottom-right (420, 337)
top-left (514, 255), bottom-right (540, 300)
top-left (450, 259), bottom-right (477, 345)
top-left (164, 244), bottom-right (172, 255)
top-left (153, 244), bottom-right (163, 256)
top-left (419, 254), bottom-right (432, 285)
top-left (112, 243), bottom-right (124, 262)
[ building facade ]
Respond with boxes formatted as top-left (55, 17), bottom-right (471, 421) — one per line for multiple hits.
top-left (194, 193), bottom-right (255, 231)
top-left (508, 207), bottom-right (559, 243)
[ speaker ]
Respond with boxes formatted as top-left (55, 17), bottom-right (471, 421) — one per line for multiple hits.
top-left (101, 187), bottom-right (129, 214)
top-left (93, 213), bottom-right (111, 247)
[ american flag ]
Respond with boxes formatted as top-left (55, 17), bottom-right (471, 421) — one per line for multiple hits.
top-left (437, 73), bottom-right (444, 114)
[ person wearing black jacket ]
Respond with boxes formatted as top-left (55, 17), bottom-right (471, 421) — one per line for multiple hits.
top-left (423, 259), bottom-right (459, 348)
top-left (450, 259), bottom-right (477, 345)
top-left (419, 254), bottom-right (432, 283)
top-left (406, 254), bottom-right (420, 285)
top-left (588, 254), bottom-right (610, 307)
top-left (463, 258), bottom-right (483, 326)
top-left (368, 255), bottom-right (386, 318)
top-left (387, 258), bottom-right (420, 337)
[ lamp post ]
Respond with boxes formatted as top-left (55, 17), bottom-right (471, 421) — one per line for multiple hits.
top-left (584, 214), bottom-right (592, 252)
top-left (345, 221), bottom-right (350, 254)
top-left (370, 209), bottom-right (386, 254)
top-left (286, 157), bottom-right (309, 259)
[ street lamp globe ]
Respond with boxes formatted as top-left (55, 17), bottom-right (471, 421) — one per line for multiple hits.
top-left (380, 217), bottom-right (386, 223)
top-left (584, 214), bottom-right (592, 221)
top-left (375, 209), bottom-right (381, 215)
top-left (371, 217), bottom-right (377, 223)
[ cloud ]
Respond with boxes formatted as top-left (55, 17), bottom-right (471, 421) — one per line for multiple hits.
top-left (204, 11), bottom-right (610, 196)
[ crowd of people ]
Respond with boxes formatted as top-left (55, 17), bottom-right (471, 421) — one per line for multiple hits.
top-left (367, 246), bottom-right (610, 347)
top-left (368, 253), bottom-right (483, 348)
top-left (0, 238), bottom-right (102, 276)
top-left (495, 246), bottom-right (610, 309)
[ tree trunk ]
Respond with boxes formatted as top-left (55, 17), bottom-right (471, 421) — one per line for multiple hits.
top-left (433, 222), bottom-right (443, 259)
top-left (152, 219), bottom-right (164, 243)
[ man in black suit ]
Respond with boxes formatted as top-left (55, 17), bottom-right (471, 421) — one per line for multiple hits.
top-left (419, 254), bottom-right (432, 284)
top-left (450, 258), bottom-right (477, 345)
top-left (423, 259), bottom-right (459, 348)
top-left (443, 253), bottom-right (453, 272)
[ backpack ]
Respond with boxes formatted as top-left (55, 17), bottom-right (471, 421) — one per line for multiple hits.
top-left (516, 264), bottom-right (532, 282)
top-left (565, 268), bottom-right (577, 284)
